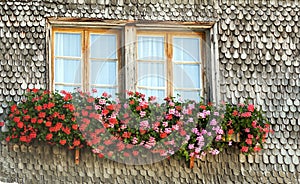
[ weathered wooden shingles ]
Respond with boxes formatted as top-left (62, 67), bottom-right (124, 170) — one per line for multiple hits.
top-left (43, 0), bottom-right (218, 21)
top-left (0, 0), bottom-right (300, 183)
top-left (218, 0), bottom-right (300, 179)
top-left (0, 1), bottom-right (47, 117)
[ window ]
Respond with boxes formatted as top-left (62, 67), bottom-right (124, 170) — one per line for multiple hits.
top-left (136, 31), bottom-right (204, 101)
top-left (51, 28), bottom-right (120, 97)
top-left (51, 24), bottom-right (206, 102)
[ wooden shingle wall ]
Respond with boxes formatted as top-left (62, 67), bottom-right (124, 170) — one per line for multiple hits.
top-left (0, 0), bottom-right (299, 183)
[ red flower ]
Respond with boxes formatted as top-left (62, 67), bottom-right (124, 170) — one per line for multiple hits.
top-left (29, 132), bottom-right (37, 139)
top-left (10, 104), bottom-right (17, 112)
top-left (107, 104), bottom-right (114, 111)
top-left (102, 109), bottom-right (109, 116)
top-left (241, 146), bottom-right (249, 153)
top-left (123, 152), bottom-right (130, 157)
top-left (135, 106), bottom-right (141, 111)
top-left (81, 110), bottom-right (88, 116)
top-left (109, 118), bottom-right (117, 125)
top-left (13, 117), bottom-right (21, 123)
top-left (104, 139), bottom-right (112, 145)
top-left (47, 102), bottom-right (55, 109)
top-left (160, 132), bottom-right (168, 139)
top-left (32, 88), bottom-right (39, 93)
top-left (247, 104), bottom-right (255, 112)
top-left (241, 112), bottom-right (251, 118)
top-left (254, 146), bottom-right (261, 152)
top-left (45, 121), bottom-right (52, 127)
top-left (20, 136), bottom-right (27, 142)
top-left (35, 105), bottom-right (43, 111)
top-left (46, 133), bottom-right (53, 140)
top-left (54, 122), bottom-right (63, 131)
top-left (0, 122), bottom-right (4, 127)
top-left (23, 115), bottom-right (31, 121)
top-left (232, 110), bottom-right (238, 116)
top-left (228, 129), bottom-right (234, 135)
top-left (59, 114), bottom-right (65, 120)
top-left (199, 105), bottom-right (206, 110)
top-left (37, 119), bottom-right (43, 124)
top-left (129, 100), bottom-right (135, 105)
top-left (62, 126), bottom-right (71, 135)
top-left (139, 129), bottom-right (147, 135)
top-left (5, 136), bottom-right (11, 142)
top-left (132, 150), bottom-right (139, 156)
top-left (17, 122), bottom-right (24, 129)
top-left (59, 139), bottom-right (67, 145)
top-left (31, 118), bottom-right (37, 124)
top-left (87, 97), bottom-right (94, 103)
top-left (72, 124), bottom-right (78, 130)
top-left (180, 130), bottom-right (186, 136)
top-left (98, 153), bottom-right (104, 158)
top-left (166, 114), bottom-right (173, 120)
top-left (73, 139), bottom-right (81, 147)
top-left (122, 132), bottom-right (131, 139)
top-left (38, 112), bottom-right (46, 118)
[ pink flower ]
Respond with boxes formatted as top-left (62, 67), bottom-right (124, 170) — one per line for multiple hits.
top-left (169, 109), bottom-right (175, 115)
top-left (247, 104), bottom-right (255, 112)
top-left (140, 111), bottom-right (146, 117)
top-left (245, 128), bottom-right (250, 133)
top-left (188, 144), bottom-right (194, 150)
top-left (245, 138), bottom-right (252, 145)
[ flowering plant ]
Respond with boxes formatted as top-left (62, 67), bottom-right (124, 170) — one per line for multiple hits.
top-left (221, 102), bottom-right (272, 155)
top-left (0, 89), bottom-right (272, 164)
top-left (177, 101), bottom-right (225, 161)
top-left (84, 91), bottom-right (187, 162)
top-left (0, 89), bottom-right (84, 149)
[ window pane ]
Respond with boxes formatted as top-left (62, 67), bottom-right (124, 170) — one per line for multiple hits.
top-left (138, 88), bottom-right (165, 102)
top-left (90, 61), bottom-right (117, 85)
top-left (92, 87), bottom-right (117, 98)
top-left (55, 59), bottom-right (81, 83)
top-left (137, 62), bottom-right (165, 87)
top-left (173, 64), bottom-right (200, 88)
top-left (55, 33), bottom-right (81, 57)
top-left (55, 85), bottom-right (80, 92)
top-left (90, 34), bottom-right (117, 59)
top-left (173, 37), bottom-right (200, 62)
top-left (138, 36), bottom-right (164, 60)
top-left (174, 90), bottom-right (201, 102)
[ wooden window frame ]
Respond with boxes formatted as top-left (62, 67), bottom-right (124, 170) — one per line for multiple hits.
top-left (48, 21), bottom-right (214, 102)
top-left (136, 30), bottom-right (206, 99)
top-left (50, 27), bottom-right (121, 93)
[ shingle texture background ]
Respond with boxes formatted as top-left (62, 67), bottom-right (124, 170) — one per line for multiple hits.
top-left (0, 0), bottom-right (300, 183)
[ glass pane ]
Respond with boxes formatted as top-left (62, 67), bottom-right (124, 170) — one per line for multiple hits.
top-left (137, 62), bottom-right (165, 87)
top-left (55, 85), bottom-right (80, 93)
top-left (92, 87), bottom-right (117, 98)
top-left (138, 36), bottom-right (164, 60)
top-left (173, 64), bottom-right (200, 88)
top-left (90, 34), bottom-right (117, 59)
top-left (174, 90), bottom-right (201, 102)
top-left (55, 59), bottom-right (81, 83)
top-left (55, 33), bottom-right (81, 57)
top-left (138, 88), bottom-right (165, 102)
top-left (90, 61), bottom-right (117, 85)
top-left (173, 37), bottom-right (200, 62)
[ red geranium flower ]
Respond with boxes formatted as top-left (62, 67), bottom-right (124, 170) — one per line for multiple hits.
top-left (46, 133), bottom-right (53, 140)
top-left (160, 132), bottom-right (168, 139)
top-left (59, 139), bottom-right (67, 145)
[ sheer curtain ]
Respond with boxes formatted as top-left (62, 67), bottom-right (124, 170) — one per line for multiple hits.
top-left (137, 36), bottom-right (166, 100)
top-left (173, 37), bottom-right (201, 101)
top-left (90, 34), bottom-right (117, 97)
top-left (54, 33), bottom-right (81, 91)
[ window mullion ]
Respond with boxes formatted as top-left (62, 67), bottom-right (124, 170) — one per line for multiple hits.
top-left (83, 30), bottom-right (89, 92)
top-left (166, 34), bottom-right (173, 97)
